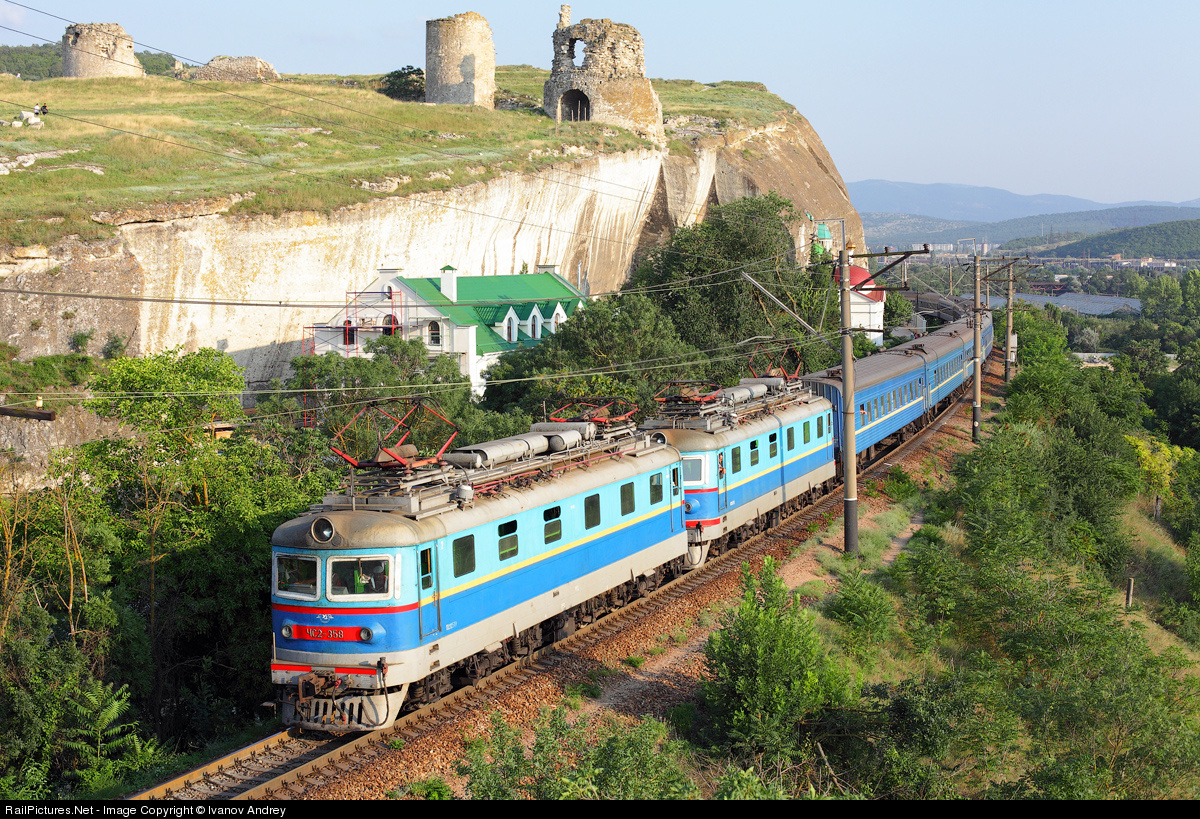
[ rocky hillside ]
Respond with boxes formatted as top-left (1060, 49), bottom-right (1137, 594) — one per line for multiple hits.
top-left (0, 69), bottom-right (862, 384)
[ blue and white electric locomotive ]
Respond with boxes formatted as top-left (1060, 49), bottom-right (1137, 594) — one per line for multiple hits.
top-left (271, 420), bottom-right (686, 730)
top-left (642, 378), bottom-right (836, 563)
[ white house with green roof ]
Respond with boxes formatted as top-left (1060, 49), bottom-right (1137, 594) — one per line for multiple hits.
top-left (307, 265), bottom-right (585, 394)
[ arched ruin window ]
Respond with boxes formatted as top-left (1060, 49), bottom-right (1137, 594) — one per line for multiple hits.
top-left (429, 321), bottom-right (441, 346)
top-left (561, 89), bottom-right (591, 122)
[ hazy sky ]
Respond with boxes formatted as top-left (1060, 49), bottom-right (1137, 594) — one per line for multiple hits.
top-left (2, 0), bottom-right (1196, 204)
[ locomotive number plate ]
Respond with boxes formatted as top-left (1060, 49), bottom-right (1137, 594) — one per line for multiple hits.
top-left (294, 625), bottom-right (359, 641)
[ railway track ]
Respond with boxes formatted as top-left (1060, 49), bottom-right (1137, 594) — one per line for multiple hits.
top-left (133, 366), bottom-right (991, 801)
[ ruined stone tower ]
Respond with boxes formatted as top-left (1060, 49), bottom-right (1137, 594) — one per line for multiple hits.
top-left (542, 6), bottom-right (664, 143)
top-left (62, 23), bottom-right (145, 79)
top-left (425, 12), bottom-right (496, 108)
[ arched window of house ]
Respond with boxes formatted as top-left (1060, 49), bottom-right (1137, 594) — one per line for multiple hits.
top-left (343, 320), bottom-right (356, 346)
top-left (506, 317), bottom-right (516, 343)
top-left (532, 318), bottom-right (541, 340)
top-left (429, 321), bottom-right (441, 346)
top-left (386, 285), bottom-right (394, 300)
top-left (382, 314), bottom-right (396, 337)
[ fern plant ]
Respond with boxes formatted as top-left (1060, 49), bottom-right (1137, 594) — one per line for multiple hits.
top-left (62, 682), bottom-right (138, 767)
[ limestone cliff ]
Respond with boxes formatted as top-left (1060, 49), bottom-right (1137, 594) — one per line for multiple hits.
top-left (0, 114), bottom-right (862, 385)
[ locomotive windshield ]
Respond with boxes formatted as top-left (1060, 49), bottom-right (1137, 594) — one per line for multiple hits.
top-left (275, 555), bottom-right (318, 600)
top-left (329, 557), bottom-right (390, 597)
top-left (681, 457), bottom-right (703, 484)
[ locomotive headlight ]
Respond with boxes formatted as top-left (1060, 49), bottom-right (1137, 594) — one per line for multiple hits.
top-left (683, 500), bottom-right (695, 513)
top-left (311, 517), bottom-right (335, 544)
top-left (359, 627), bottom-right (373, 642)
top-left (281, 625), bottom-right (293, 638)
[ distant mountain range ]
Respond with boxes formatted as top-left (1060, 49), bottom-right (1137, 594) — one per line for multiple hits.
top-left (863, 207), bottom-right (1200, 248)
top-left (850, 180), bottom-right (1200, 223)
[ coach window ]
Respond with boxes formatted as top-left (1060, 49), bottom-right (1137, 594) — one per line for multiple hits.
top-left (498, 521), bottom-right (519, 561)
top-left (453, 535), bottom-right (476, 578)
top-left (769, 433), bottom-right (778, 459)
top-left (276, 555), bottom-right (318, 600)
top-left (682, 457), bottom-right (704, 485)
top-left (329, 556), bottom-right (390, 598)
top-left (787, 427), bottom-right (795, 451)
top-left (859, 405), bottom-right (866, 428)
top-left (650, 474), bottom-right (664, 505)
top-left (585, 494), bottom-right (601, 529)
top-left (750, 440), bottom-right (760, 466)
top-left (731, 447), bottom-right (742, 474)
top-left (621, 482), bottom-right (636, 516)
top-left (804, 420), bottom-right (811, 445)
top-left (544, 507), bottom-right (562, 544)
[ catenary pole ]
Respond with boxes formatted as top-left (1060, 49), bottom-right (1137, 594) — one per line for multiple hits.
top-left (839, 246), bottom-right (858, 556)
top-left (973, 254), bottom-right (982, 443)
top-left (1005, 262), bottom-right (1015, 382)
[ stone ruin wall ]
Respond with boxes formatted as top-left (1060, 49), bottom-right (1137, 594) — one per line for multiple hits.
top-left (61, 23), bottom-right (144, 79)
top-left (425, 12), bottom-right (496, 108)
top-left (543, 8), bottom-right (664, 143)
top-left (188, 56), bottom-right (280, 82)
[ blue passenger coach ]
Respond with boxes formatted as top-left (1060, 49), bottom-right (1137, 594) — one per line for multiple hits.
top-left (642, 378), bottom-right (836, 563)
top-left (802, 309), bottom-right (993, 463)
top-left (271, 422), bottom-right (685, 730)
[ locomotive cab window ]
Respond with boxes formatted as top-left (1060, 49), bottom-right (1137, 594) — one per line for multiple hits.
top-left (682, 457), bottom-right (704, 485)
top-left (328, 556), bottom-right (391, 598)
top-left (544, 506), bottom-right (562, 544)
top-left (453, 535), bottom-right (476, 577)
top-left (276, 555), bottom-right (318, 600)
top-left (498, 520), bottom-right (519, 561)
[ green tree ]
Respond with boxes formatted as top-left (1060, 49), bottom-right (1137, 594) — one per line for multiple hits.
top-left (482, 293), bottom-right (703, 419)
top-left (628, 193), bottom-right (837, 382)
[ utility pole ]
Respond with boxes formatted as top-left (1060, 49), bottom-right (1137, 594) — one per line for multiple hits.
top-left (839, 246), bottom-right (858, 556)
top-left (1005, 264), bottom-right (1016, 382)
top-left (972, 255), bottom-right (982, 443)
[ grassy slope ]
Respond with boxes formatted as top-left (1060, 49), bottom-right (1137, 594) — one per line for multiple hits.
top-left (0, 68), bottom-right (794, 248)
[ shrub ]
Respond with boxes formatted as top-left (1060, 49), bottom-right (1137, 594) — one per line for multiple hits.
top-left (825, 572), bottom-right (895, 658)
top-left (68, 330), bottom-right (94, 355)
top-left (380, 66), bottom-right (425, 101)
top-left (702, 557), bottom-right (855, 758)
top-left (407, 776), bottom-right (453, 800)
